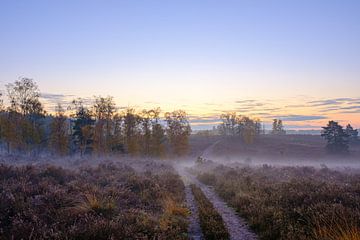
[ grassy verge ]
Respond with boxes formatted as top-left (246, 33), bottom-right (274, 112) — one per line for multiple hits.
top-left (191, 184), bottom-right (229, 240)
top-left (0, 163), bottom-right (188, 240)
top-left (197, 165), bottom-right (360, 240)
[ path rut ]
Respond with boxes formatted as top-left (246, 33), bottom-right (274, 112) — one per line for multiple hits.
top-left (184, 183), bottom-right (203, 240)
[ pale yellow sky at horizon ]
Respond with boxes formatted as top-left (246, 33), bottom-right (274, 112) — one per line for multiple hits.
top-left (33, 89), bottom-right (360, 130)
top-left (1, 74), bottom-right (359, 131)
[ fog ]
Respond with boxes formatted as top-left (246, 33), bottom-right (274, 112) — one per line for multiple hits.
top-left (199, 155), bottom-right (360, 170)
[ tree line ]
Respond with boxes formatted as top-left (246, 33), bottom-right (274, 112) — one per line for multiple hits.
top-left (218, 112), bottom-right (360, 155)
top-left (217, 112), bottom-right (263, 144)
top-left (0, 78), bottom-right (191, 157)
top-left (321, 120), bottom-right (358, 154)
top-left (217, 112), bottom-right (288, 143)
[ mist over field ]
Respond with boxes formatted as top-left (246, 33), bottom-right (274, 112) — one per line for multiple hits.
top-left (1, 78), bottom-right (360, 240)
top-left (1, 0), bottom-right (360, 239)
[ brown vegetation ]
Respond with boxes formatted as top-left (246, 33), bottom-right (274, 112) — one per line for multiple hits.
top-left (197, 164), bottom-right (360, 240)
top-left (0, 163), bottom-right (188, 239)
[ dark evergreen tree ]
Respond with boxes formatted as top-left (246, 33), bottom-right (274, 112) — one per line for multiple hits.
top-left (71, 99), bottom-right (95, 156)
top-left (345, 124), bottom-right (359, 143)
top-left (321, 121), bottom-right (349, 154)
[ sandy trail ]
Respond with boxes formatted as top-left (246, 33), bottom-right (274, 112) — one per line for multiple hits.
top-left (184, 180), bottom-right (203, 240)
top-left (177, 165), bottom-right (257, 240)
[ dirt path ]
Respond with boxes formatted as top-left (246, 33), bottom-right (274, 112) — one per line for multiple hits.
top-left (178, 166), bottom-right (257, 240)
top-left (184, 182), bottom-right (203, 240)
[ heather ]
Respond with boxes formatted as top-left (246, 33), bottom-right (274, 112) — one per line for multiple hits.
top-left (197, 164), bottom-right (360, 240)
top-left (0, 163), bottom-right (188, 240)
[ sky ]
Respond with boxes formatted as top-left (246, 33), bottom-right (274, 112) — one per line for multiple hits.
top-left (0, 0), bottom-right (359, 130)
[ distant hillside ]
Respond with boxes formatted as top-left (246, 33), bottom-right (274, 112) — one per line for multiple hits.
top-left (190, 134), bottom-right (360, 161)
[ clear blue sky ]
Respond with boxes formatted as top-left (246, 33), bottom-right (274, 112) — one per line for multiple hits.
top-left (1, 0), bottom-right (360, 129)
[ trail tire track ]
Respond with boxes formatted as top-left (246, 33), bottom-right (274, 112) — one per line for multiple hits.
top-left (184, 183), bottom-right (203, 240)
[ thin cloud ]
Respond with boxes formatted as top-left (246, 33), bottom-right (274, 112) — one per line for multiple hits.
top-left (284, 124), bottom-right (322, 129)
top-left (308, 98), bottom-right (360, 107)
top-left (308, 99), bottom-right (340, 106)
top-left (339, 105), bottom-right (360, 110)
top-left (339, 110), bottom-right (360, 114)
top-left (269, 115), bottom-right (327, 121)
top-left (235, 100), bottom-right (256, 104)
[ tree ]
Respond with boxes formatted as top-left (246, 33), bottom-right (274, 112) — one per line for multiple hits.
top-left (123, 108), bottom-right (140, 155)
top-left (70, 98), bottom-right (95, 156)
top-left (111, 113), bottom-right (125, 153)
top-left (165, 110), bottom-right (191, 156)
top-left (6, 78), bottom-right (43, 116)
top-left (321, 121), bottom-right (349, 154)
top-left (92, 96), bottom-right (116, 155)
top-left (140, 109), bottom-right (152, 156)
top-left (219, 112), bottom-right (237, 136)
top-left (272, 119), bottom-right (286, 135)
top-left (49, 104), bottom-right (69, 155)
top-left (149, 108), bottom-right (165, 157)
top-left (345, 124), bottom-right (358, 143)
top-left (239, 116), bottom-right (258, 144)
top-left (6, 78), bottom-right (45, 154)
top-left (218, 112), bottom-right (262, 144)
top-left (0, 92), bottom-right (3, 111)
top-left (80, 125), bottom-right (94, 156)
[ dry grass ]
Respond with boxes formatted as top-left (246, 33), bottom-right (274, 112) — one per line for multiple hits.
top-left (197, 164), bottom-right (360, 240)
top-left (313, 212), bottom-right (360, 240)
top-left (0, 162), bottom-right (188, 239)
top-left (315, 225), bottom-right (360, 240)
top-left (71, 193), bottom-right (117, 215)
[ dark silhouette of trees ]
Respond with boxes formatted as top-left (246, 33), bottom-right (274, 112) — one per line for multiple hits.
top-left (271, 119), bottom-right (286, 135)
top-left (70, 98), bottom-right (95, 156)
top-left (321, 121), bottom-right (349, 154)
top-left (345, 124), bottom-right (359, 143)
